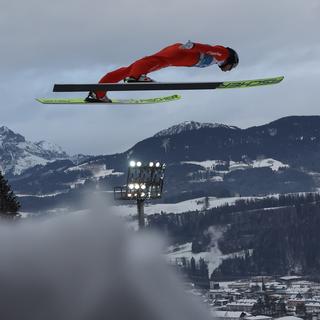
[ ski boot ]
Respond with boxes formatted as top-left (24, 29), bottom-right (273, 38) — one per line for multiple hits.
top-left (124, 74), bottom-right (155, 83)
top-left (85, 91), bottom-right (112, 103)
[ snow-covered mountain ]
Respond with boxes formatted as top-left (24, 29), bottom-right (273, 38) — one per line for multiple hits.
top-left (154, 121), bottom-right (239, 137)
top-left (0, 126), bottom-right (70, 175)
top-left (8, 115), bottom-right (320, 212)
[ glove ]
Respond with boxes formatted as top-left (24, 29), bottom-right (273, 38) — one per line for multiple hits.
top-left (180, 40), bottom-right (194, 49)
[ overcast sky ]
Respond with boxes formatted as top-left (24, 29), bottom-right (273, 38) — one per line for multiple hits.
top-left (1, 0), bottom-right (320, 155)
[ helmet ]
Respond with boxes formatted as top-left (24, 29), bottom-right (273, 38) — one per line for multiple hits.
top-left (220, 47), bottom-right (239, 70)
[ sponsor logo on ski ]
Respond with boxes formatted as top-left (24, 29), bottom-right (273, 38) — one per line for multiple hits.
top-left (219, 77), bottom-right (283, 89)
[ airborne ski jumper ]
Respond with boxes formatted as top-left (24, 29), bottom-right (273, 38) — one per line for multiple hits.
top-left (38, 42), bottom-right (284, 105)
top-left (85, 41), bottom-right (239, 103)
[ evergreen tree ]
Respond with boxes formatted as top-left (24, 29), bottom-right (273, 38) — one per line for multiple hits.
top-left (252, 297), bottom-right (264, 315)
top-left (203, 196), bottom-right (210, 210)
top-left (0, 171), bottom-right (20, 217)
top-left (262, 278), bottom-right (266, 291)
top-left (190, 257), bottom-right (196, 273)
top-left (199, 258), bottom-right (208, 277)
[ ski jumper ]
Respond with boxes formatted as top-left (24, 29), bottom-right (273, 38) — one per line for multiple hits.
top-left (96, 42), bottom-right (230, 98)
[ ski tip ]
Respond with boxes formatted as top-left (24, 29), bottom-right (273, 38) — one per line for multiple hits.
top-left (218, 76), bottom-right (285, 89)
top-left (36, 98), bottom-right (44, 104)
top-left (275, 75), bottom-right (284, 82)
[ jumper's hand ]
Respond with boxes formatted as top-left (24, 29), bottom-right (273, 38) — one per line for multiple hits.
top-left (180, 40), bottom-right (194, 49)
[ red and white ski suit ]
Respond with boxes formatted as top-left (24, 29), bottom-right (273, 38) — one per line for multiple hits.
top-left (96, 42), bottom-right (230, 98)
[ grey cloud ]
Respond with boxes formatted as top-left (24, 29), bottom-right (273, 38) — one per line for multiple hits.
top-left (1, 0), bottom-right (319, 154)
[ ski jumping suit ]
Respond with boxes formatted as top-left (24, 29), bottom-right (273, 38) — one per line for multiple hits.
top-left (96, 41), bottom-right (230, 98)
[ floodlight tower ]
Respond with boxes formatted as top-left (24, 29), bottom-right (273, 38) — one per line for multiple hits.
top-left (114, 160), bottom-right (166, 229)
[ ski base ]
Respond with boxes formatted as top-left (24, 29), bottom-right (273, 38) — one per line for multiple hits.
top-left (36, 94), bottom-right (181, 105)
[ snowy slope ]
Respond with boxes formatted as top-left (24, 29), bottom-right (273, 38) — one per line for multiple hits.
top-left (112, 195), bottom-right (265, 217)
top-left (252, 158), bottom-right (289, 171)
top-left (166, 241), bottom-right (253, 276)
top-left (182, 158), bottom-right (289, 172)
top-left (64, 163), bottom-right (124, 188)
top-left (181, 160), bottom-right (226, 169)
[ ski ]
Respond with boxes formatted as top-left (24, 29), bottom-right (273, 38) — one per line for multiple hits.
top-left (36, 94), bottom-right (181, 105)
top-left (53, 76), bottom-right (284, 92)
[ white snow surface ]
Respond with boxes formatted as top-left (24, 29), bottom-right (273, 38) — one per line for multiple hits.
top-left (181, 158), bottom-right (289, 173)
top-left (35, 140), bottom-right (65, 155)
top-left (113, 196), bottom-right (262, 217)
top-left (65, 163), bottom-right (124, 179)
top-left (17, 191), bottom-right (67, 198)
top-left (13, 151), bottom-right (50, 175)
top-left (92, 168), bottom-right (124, 178)
top-left (252, 158), bottom-right (289, 171)
top-left (280, 276), bottom-right (302, 281)
top-left (181, 160), bottom-right (226, 169)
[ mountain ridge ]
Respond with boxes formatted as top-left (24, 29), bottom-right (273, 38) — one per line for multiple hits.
top-left (154, 120), bottom-right (239, 137)
top-left (3, 115), bottom-right (320, 210)
top-left (0, 126), bottom-right (76, 175)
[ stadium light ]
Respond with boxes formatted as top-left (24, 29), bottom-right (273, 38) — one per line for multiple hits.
top-left (114, 160), bottom-right (166, 229)
top-left (130, 161), bottom-right (136, 167)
